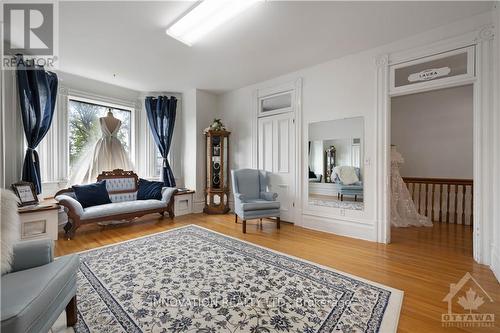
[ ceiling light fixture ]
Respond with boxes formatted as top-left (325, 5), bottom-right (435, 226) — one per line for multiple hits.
top-left (166, 0), bottom-right (261, 46)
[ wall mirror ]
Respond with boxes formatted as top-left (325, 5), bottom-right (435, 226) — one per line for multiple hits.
top-left (308, 117), bottom-right (364, 211)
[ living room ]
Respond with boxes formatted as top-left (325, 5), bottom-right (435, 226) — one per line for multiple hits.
top-left (1, 1), bottom-right (500, 332)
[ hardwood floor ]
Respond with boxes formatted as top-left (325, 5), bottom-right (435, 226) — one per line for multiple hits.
top-left (55, 213), bottom-right (500, 333)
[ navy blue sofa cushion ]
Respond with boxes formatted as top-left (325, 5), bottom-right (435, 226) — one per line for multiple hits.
top-left (137, 179), bottom-right (163, 200)
top-left (72, 180), bottom-right (111, 208)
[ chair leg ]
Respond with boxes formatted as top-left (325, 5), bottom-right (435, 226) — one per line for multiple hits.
top-left (66, 295), bottom-right (77, 327)
top-left (337, 193), bottom-right (340, 200)
top-left (354, 195), bottom-right (357, 202)
top-left (341, 194), bottom-right (344, 201)
top-left (276, 217), bottom-right (280, 229)
top-left (243, 220), bottom-right (247, 233)
top-left (235, 214), bottom-right (238, 223)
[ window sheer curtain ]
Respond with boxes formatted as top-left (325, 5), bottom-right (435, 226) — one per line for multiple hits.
top-left (144, 96), bottom-right (177, 187)
top-left (16, 56), bottom-right (58, 194)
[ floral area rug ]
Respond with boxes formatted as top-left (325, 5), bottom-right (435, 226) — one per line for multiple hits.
top-left (74, 225), bottom-right (402, 332)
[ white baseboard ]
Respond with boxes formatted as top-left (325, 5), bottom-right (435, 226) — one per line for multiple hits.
top-left (491, 246), bottom-right (500, 283)
top-left (298, 214), bottom-right (376, 242)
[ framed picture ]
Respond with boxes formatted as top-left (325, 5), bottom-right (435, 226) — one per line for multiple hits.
top-left (11, 182), bottom-right (39, 207)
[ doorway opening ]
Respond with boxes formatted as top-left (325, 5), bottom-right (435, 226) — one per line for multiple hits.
top-left (390, 84), bottom-right (473, 254)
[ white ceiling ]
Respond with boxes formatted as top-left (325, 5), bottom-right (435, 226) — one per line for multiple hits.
top-left (58, 1), bottom-right (492, 93)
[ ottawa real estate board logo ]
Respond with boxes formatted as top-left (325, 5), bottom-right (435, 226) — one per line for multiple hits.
top-left (442, 272), bottom-right (495, 328)
top-left (2, 1), bottom-right (58, 69)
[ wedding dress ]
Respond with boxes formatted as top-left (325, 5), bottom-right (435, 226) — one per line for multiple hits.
top-left (70, 116), bottom-right (134, 184)
top-left (391, 147), bottom-right (432, 227)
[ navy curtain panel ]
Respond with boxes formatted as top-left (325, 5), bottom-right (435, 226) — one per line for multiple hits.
top-left (144, 96), bottom-right (177, 187)
top-left (16, 57), bottom-right (58, 194)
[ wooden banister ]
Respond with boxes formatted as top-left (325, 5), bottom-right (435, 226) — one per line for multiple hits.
top-left (402, 177), bottom-right (473, 226)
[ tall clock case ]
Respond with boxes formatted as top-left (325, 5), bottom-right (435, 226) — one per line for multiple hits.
top-left (204, 130), bottom-right (230, 214)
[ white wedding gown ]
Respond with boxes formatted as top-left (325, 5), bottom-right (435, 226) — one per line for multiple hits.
top-left (70, 117), bottom-right (134, 184)
top-left (391, 147), bottom-right (432, 227)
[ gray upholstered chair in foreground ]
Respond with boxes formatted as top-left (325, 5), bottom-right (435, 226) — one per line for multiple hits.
top-left (231, 168), bottom-right (280, 233)
top-left (1, 239), bottom-right (80, 333)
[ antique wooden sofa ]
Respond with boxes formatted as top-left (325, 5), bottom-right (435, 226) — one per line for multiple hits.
top-left (55, 169), bottom-right (176, 239)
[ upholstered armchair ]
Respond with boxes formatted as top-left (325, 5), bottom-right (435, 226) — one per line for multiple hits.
top-left (231, 169), bottom-right (280, 233)
top-left (1, 239), bottom-right (80, 333)
top-left (334, 166), bottom-right (364, 201)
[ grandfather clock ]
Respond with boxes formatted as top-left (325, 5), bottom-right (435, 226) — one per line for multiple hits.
top-left (204, 130), bottom-right (230, 214)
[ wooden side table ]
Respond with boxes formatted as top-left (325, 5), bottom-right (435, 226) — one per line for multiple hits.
top-left (18, 202), bottom-right (59, 241)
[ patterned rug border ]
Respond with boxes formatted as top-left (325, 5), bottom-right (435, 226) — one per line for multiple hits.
top-left (71, 224), bottom-right (404, 333)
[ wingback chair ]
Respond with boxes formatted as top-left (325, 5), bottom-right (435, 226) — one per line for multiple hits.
top-left (1, 239), bottom-right (80, 333)
top-left (231, 169), bottom-right (280, 233)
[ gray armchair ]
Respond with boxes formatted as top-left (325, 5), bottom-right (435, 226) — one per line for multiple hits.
top-left (231, 169), bottom-right (280, 233)
top-left (1, 239), bottom-right (80, 333)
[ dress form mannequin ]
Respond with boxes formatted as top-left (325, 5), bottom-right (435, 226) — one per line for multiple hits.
top-left (101, 109), bottom-right (120, 134)
top-left (70, 108), bottom-right (134, 184)
top-left (391, 145), bottom-right (432, 227)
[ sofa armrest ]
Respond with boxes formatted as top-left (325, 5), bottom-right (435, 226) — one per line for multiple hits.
top-left (161, 187), bottom-right (177, 203)
top-left (260, 191), bottom-right (278, 201)
top-left (56, 194), bottom-right (84, 217)
top-left (11, 239), bottom-right (54, 272)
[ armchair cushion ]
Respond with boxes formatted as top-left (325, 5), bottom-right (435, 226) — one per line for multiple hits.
top-left (1, 254), bottom-right (79, 333)
top-left (55, 194), bottom-right (84, 217)
top-left (241, 199), bottom-right (280, 211)
top-left (11, 239), bottom-right (53, 272)
top-left (260, 191), bottom-right (278, 201)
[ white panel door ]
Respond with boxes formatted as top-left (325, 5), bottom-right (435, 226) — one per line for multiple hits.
top-left (258, 112), bottom-right (295, 222)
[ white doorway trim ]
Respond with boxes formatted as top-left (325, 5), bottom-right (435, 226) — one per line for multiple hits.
top-left (252, 78), bottom-right (303, 223)
top-left (375, 25), bottom-right (497, 266)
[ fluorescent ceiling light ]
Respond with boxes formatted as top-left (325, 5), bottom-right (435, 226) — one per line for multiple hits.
top-left (166, 0), bottom-right (260, 46)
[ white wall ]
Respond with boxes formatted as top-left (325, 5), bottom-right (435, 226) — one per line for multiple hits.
top-left (491, 1), bottom-right (500, 283)
top-left (391, 85), bottom-right (473, 179)
top-left (1, 69), bottom-right (26, 189)
top-left (181, 89), bottom-right (218, 212)
top-left (195, 90), bottom-right (218, 212)
top-left (217, 12), bottom-right (492, 242)
top-left (309, 117), bottom-right (363, 141)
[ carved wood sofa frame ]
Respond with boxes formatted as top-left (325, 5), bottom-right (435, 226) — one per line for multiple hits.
top-left (55, 169), bottom-right (176, 239)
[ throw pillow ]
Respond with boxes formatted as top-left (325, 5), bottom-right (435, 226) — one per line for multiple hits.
top-left (72, 180), bottom-right (112, 208)
top-left (1, 189), bottom-right (20, 275)
top-left (334, 166), bottom-right (359, 185)
top-left (137, 179), bottom-right (163, 200)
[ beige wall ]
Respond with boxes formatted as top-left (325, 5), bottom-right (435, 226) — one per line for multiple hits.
top-left (391, 85), bottom-right (473, 179)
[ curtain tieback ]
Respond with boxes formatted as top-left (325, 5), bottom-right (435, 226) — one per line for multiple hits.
top-left (162, 157), bottom-right (169, 167)
top-left (26, 147), bottom-right (38, 161)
